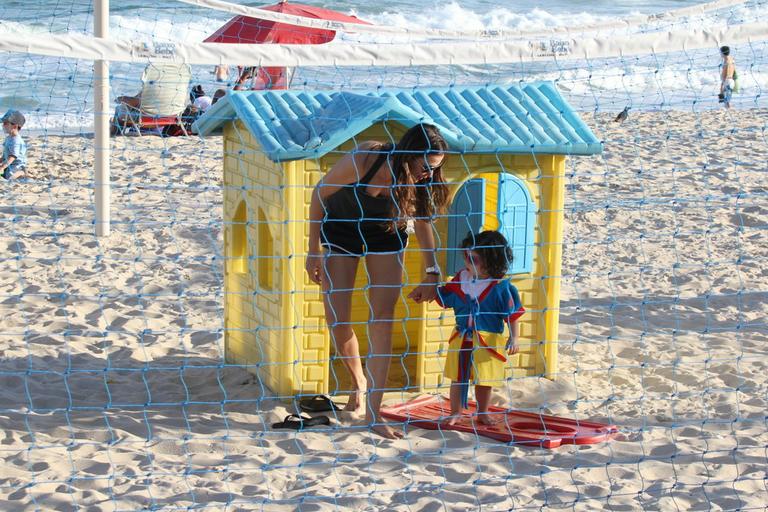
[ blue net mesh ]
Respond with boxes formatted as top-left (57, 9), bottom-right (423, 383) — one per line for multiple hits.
top-left (0, 0), bottom-right (767, 510)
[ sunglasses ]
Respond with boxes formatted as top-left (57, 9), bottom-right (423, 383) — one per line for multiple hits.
top-left (418, 162), bottom-right (442, 181)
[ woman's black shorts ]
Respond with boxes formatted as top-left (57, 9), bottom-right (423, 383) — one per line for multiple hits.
top-left (320, 221), bottom-right (408, 257)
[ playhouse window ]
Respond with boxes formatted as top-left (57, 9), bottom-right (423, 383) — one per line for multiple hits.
top-left (256, 207), bottom-right (274, 290)
top-left (230, 200), bottom-right (247, 274)
top-left (498, 173), bottom-right (535, 275)
top-left (446, 172), bottom-right (535, 275)
top-left (446, 178), bottom-right (485, 275)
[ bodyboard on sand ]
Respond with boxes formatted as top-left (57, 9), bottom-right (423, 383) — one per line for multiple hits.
top-left (381, 395), bottom-right (618, 448)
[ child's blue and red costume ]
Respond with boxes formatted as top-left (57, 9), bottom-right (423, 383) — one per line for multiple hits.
top-left (436, 269), bottom-right (525, 408)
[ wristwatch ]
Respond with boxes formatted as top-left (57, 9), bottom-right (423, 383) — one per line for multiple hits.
top-left (425, 265), bottom-right (441, 276)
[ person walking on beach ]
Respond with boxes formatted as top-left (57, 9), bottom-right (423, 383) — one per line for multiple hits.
top-left (305, 124), bottom-right (449, 439)
top-left (1, 110), bottom-right (27, 180)
top-left (719, 45), bottom-right (736, 109)
top-left (434, 230), bottom-right (525, 426)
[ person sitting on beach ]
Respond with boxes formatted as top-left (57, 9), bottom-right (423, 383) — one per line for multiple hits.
top-left (161, 103), bottom-right (199, 138)
top-left (110, 92), bottom-right (142, 136)
top-left (191, 85), bottom-right (213, 114)
top-left (434, 230), bottom-right (525, 426)
top-left (719, 46), bottom-right (736, 109)
top-left (161, 85), bottom-right (211, 137)
top-left (1, 110), bottom-right (27, 180)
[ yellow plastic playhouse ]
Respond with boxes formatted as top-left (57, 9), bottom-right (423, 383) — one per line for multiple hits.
top-left (195, 83), bottom-right (602, 397)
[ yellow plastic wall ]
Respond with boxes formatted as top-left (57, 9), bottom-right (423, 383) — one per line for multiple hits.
top-left (223, 120), bottom-right (290, 396)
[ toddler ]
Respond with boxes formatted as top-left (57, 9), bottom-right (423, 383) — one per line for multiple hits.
top-left (1, 110), bottom-right (27, 180)
top-left (436, 230), bottom-right (525, 425)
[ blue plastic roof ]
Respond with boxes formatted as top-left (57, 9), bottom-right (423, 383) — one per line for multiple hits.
top-left (194, 83), bottom-right (602, 161)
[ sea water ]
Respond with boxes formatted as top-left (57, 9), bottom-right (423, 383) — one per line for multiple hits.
top-left (0, 0), bottom-right (764, 132)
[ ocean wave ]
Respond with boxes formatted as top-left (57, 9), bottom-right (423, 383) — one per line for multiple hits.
top-left (362, 2), bottom-right (615, 33)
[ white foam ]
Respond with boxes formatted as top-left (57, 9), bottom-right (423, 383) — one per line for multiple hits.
top-left (362, 2), bottom-right (613, 33)
top-left (15, 110), bottom-right (94, 134)
top-left (0, 19), bottom-right (53, 35)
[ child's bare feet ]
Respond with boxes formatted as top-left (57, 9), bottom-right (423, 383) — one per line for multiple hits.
top-left (475, 412), bottom-right (496, 426)
top-left (444, 411), bottom-right (463, 426)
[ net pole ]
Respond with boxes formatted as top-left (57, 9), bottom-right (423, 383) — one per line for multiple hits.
top-left (94, 0), bottom-right (110, 236)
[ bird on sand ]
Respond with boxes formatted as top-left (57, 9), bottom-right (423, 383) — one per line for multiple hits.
top-left (614, 106), bottom-right (630, 123)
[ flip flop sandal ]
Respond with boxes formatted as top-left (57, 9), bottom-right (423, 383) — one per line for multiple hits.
top-left (299, 394), bottom-right (341, 413)
top-left (272, 414), bottom-right (331, 430)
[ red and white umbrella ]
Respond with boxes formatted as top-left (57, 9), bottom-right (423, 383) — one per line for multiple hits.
top-left (205, 0), bottom-right (371, 89)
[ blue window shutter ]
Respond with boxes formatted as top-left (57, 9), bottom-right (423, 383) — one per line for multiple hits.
top-left (447, 178), bottom-right (485, 275)
top-left (498, 173), bottom-right (534, 274)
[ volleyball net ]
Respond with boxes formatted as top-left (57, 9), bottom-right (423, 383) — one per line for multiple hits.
top-left (0, 0), bottom-right (767, 509)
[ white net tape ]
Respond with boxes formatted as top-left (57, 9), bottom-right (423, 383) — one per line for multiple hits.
top-left (0, 20), bottom-right (766, 66)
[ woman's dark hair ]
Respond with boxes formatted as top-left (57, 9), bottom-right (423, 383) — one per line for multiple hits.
top-left (387, 124), bottom-right (450, 225)
top-left (720, 46), bottom-right (730, 56)
top-left (461, 230), bottom-right (512, 279)
top-left (189, 84), bottom-right (205, 102)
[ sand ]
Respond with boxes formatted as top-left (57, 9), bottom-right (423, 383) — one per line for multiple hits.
top-left (0, 109), bottom-right (766, 510)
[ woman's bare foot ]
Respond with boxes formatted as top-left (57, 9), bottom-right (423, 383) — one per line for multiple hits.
top-left (369, 422), bottom-right (403, 439)
top-left (344, 390), bottom-right (366, 415)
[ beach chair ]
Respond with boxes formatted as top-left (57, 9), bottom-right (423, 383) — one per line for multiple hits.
top-left (113, 63), bottom-right (192, 136)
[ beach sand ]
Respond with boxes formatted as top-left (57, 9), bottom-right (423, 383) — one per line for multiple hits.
top-left (0, 109), bottom-right (766, 510)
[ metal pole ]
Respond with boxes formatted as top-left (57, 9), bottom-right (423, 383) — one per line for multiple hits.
top-left (94, 0), bottom-right (110, 236)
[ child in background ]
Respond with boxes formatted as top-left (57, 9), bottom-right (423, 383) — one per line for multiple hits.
top-left (1, 110), bottom-right (27, 180)
top-left (435, 230), bottom-right (525, 425)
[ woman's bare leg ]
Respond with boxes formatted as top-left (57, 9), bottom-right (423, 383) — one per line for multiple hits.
top-left (364, 252), bottom-right (405, 439)
top-left (322, 253), bottom-right (366, 413)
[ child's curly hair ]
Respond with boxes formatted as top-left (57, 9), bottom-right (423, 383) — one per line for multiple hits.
top-left (461, 230), bottom-right (513, 279)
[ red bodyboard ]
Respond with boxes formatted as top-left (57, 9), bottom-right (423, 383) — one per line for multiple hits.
top-left (381, 395), bottom-right (618, 448)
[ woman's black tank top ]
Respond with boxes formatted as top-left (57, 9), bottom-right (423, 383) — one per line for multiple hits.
top-left (320, 147), bottom-right (408, 255)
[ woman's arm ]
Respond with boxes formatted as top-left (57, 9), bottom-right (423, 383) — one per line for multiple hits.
top-left (407, 219), bottom-right (440, 303)
top-left (307, 178), bottom-right (329, 259)
top-left (305, 144), bottom-right (376, 284)
top-left (413, 219), bottom-right (438, 268)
